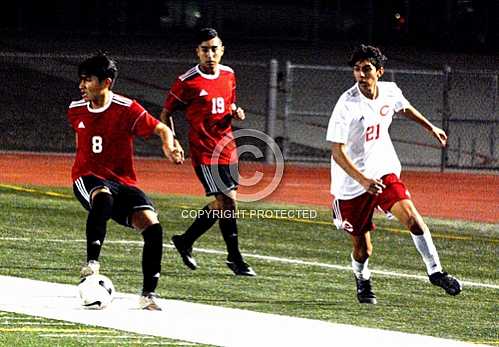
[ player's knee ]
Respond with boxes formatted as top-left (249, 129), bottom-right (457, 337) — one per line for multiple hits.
top-left (91, 187), bottom-right (112, 201)
top-left (409, 219), bottom-right (425, 235)
top-left (353, 243), bottom-right (372, 262)
top-left (365, 243), bottom-right (373, 258)
top-left (353, 250), bottom-right (370, 263)
top-left (210, 199), bottom-right (223, 211)
top-left (214, 195), bottom-right (236, 211)
top-left (221, 199), bottom-right (236, 211)
top-left (132, 209), bottom-right (159, 231)
top-left (89, 191), bottom-right (114, 222)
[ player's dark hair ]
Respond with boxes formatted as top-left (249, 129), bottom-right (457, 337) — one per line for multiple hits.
top-left (78, 53), bottom-right (118, 87)
top-left (348, 44), bottom-right (387, 69)
top-left (197, 27), bottom-right (219, 45)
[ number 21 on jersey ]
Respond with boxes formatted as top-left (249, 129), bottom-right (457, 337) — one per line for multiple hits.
top-left (365, 124), bottom-right (380, 142)
top-left (211, 97), bottom-right (225, 114)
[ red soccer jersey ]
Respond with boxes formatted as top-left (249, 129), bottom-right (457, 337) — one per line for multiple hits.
top-left (163, 64), bottom-right (238, 166)
top-left (67, 92), bottom-right (159, 186)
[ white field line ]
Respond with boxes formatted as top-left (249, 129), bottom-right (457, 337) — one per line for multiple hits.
top-left (0, 322), bottom-right (75, 326)
top-left (1, 237), bottom-right (497, 290)
top-left (0, 275), bottom-right (489, 347)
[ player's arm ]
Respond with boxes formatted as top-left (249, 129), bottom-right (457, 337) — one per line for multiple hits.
top-left (160, 107), bottom-right (184, 161)
top-left (399, 106), bottom-right (447, 147)
top-left (331, 142), bottom-right (385, 195)
top-left (154, 120), bottom-right (184, 164)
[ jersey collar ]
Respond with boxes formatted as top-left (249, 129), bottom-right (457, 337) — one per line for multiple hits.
top-left (87, 92), bottom-right (114, 113)
top-left (196, 65), bottom-right (220, 80)
top-left (356, 83), bottom-right (379, 103)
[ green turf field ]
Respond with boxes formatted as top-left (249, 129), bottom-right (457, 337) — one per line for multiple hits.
top-left (0, 184), bottom-right (497, 346)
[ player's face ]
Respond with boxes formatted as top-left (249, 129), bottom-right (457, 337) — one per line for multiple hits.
top-left (353, 60), bottom-right (384, 94)
top-left (196, 37), bottom-right (224, 74)
top-left (78, 75), bottom-right (109, 103)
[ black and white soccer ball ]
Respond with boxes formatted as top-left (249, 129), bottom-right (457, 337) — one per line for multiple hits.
top-left (78, 274), bottom-right (115, 309)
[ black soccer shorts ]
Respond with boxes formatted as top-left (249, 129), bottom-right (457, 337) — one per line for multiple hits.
top-left (194, 164), bottom-right (239, 196)
top-left (73, 175), bottom-right (156, 227)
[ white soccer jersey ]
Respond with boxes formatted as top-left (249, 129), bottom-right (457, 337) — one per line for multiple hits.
top-left (326, 81), bottom-right (410, 200)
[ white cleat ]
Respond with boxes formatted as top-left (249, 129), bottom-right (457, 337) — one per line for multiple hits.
top-left (80, 260), bottom-right (100, 278)
top-left (139, 292), bottom-right (163, 311)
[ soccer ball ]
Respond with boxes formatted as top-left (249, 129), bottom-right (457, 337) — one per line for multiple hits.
top-left (78, 274), bottom-right (115, 309)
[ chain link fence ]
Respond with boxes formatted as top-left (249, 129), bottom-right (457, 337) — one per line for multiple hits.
top-left (1, 52), bottom-right (497, 170)
top-left (280, 62), bottom-right (498, 170)
top-left (0, 53), bottom-right (274, 158)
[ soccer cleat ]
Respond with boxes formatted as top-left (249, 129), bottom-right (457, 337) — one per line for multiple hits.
top-left (139, 292), bottom-right (162, 311)
top-left (171, 235), bottom-right (198, 270)
top-left (429, 271), bottom-right (462, 296)
top-left (226, 260), bottom-right (256, 276)
top-left (355, 276), bottom-right (377, 304)
top-left (80, 260), bottom-right (100, 278)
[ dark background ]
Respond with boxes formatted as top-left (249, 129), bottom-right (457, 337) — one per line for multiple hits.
top-left (0, 0), bottom-right (497, 169)
top-left (1, 0), bottom-right (498, 53)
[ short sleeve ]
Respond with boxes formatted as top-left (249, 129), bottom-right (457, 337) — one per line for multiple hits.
top-left (326, 100), bottom-right (351, 144)
top-left (129, 101), bottom-right (160, 137)
top-left (163, 78), bottom-right (187, 112)
top-left (392, 83), bottom-right (411, 112)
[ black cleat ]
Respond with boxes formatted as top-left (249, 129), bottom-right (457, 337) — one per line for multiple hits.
top-left (429, 271), bottom-right (462, 296)
top-left (171, 235), bottom-right (198, 270)
top-left (226, 260), bottom-right (256, 276)
top-left (355, 276), bottom-right (377, 304)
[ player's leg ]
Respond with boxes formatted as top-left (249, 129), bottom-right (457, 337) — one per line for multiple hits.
top-left (390, 199), bottom-right (442, 273)
top-left (390, 199), bottom-right (462, 295)
top-left (212, 164), bottom-right (255, 276)
top-left (170, 165), bottom-right (221, 269)
top-left (214, 190), bottom-right (255, 276)
top-left (378, 174), bottom-right (461, 295)
top-left (350, 232), bottom-right (377, 304)
top-left (351, 231), bottom-right (372, 276)
top-left (73, 176), bottom-right (114, 277)
top-left (131, 208), bottom-right (163, 311)
top-left (332, 195), bottom-right (377, 303)
top-left (113, 185), bottom-right (164, 310)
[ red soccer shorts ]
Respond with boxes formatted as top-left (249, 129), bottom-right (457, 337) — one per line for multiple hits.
top-left (332, 173), bottom-right (411, 235)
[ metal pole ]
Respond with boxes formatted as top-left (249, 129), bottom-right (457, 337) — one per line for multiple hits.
top-left (471, 137), bottom-right (476, 166)
top-left (366, 0), bottom-right (374, 43)
top-left (492, 74), bottom-right (498, 117)
top-left (282, 61), bottom-right (293, 160)
top-left (389, 70), bottom-right (395, 82)
top-left (441, 65), bottom-right (451, 172)
top-left (489, 125), bottom-right (495, 165)
top-left (457, 137), bottom-right (461, 167)
top-left (265, 59), bottom-right (279, 163)
top-left (493, 74), bottom-right (498, 167)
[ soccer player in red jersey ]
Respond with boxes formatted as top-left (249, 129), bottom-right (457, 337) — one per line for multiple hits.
top-left (160, 28), bottom-right (256, 276)
top-left (68, 53), bottom-right (182, 310)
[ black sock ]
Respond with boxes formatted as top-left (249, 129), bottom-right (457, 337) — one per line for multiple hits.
top-left (141, 223), bottom-right (163, 294)
top-left (86, 193), bottom-right (113, 262)
top-left (219, 217), bottom-right (243, 262)
top-left (182, 204), bottom-right (218, 246)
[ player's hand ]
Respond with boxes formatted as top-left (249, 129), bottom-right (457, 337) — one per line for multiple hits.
top-left (231, 104), bottom-right (245, 121)
top-left (431, 126), bottom-right (447, 147)
top-left (362, 178), bottom-right (385, 196)
top-left (163, 140), bottom-right (184, 164)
